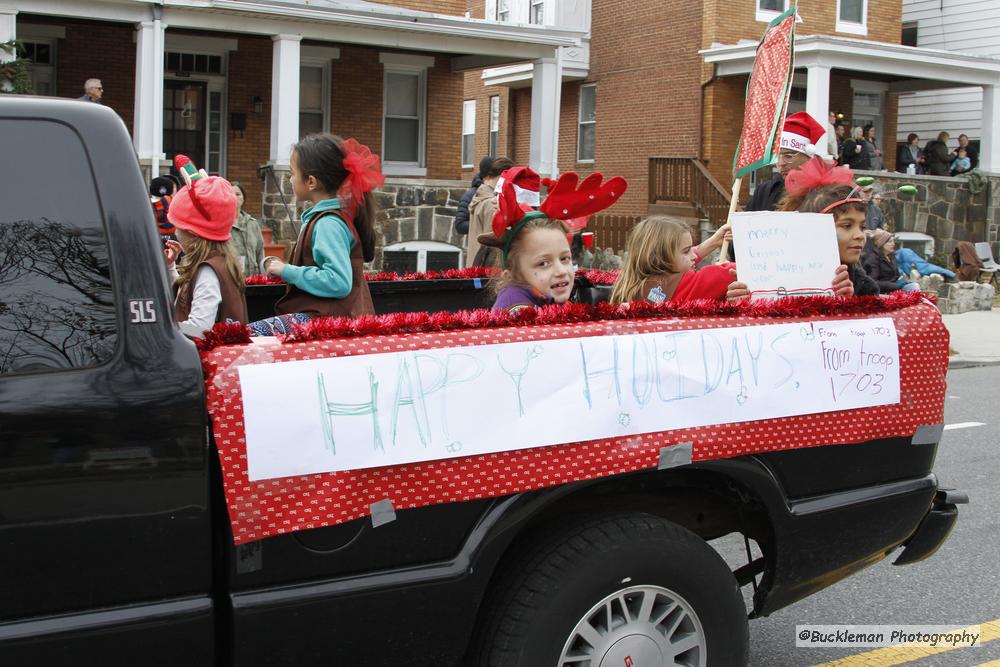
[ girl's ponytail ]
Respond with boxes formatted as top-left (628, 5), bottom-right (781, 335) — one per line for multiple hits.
top-left (355, 190), bottom-right (377, 262)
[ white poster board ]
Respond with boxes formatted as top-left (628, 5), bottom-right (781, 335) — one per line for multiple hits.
top-left (731, 211), bottom-right (841, 298)
top-left (239, 319), bottom-right (901, 481)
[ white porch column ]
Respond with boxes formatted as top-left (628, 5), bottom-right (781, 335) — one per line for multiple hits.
top-left (133, 20), bottom-right (166, 178)
top-left (0, 9), bottom-right (16, 93)
top-left (269, 34), bottom-right (301, 167)
top-left (805, 64), bottom-right (832, 156)
top-left (980, 84), bottom-right (1000, 173)
top-left (0, 9), bottom-right (15, 57)
top-left (529, 52), bottom-right (562, 178)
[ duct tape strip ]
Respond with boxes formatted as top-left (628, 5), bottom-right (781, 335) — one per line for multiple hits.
top-left (657, 442), bottom-right (693, 470)
top-left (911, 423), bottom-right (944, 446)
top-left (369, 499), bottom-right (397, 527)
top-left (213, 340), bottom-right (278, 389)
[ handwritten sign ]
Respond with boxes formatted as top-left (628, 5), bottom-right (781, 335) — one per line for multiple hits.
top-left (238, 319), bottom-right (900, 481)
top-left (731, 211), bottom-right (841, 298)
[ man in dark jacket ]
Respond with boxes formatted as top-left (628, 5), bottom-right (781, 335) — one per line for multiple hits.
top-left (454, 156), bottom-right (493, 235)
top-left (923, 132), bottom-right (955, 176)
top-left (744, 112), bottom-right (826, 212)
top-left (957, 134), bottom-right (978, 170)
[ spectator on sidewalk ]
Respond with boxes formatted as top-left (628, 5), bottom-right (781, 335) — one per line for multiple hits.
top-left (957, 134), bottom-right (979, 170)
top-left (952, 241), bottom-right (983, 281)
top-left (897, 133), bottom-right (924, 174)
top-left (229, 181), bottom-right (265, 277)
top-left (863, 185), bottom-right (886, 231)
top-left (924, 132), bottom-right (955, 176)
top-left (826, 111), bottom-right (839, 158)
top-left (467, 156), bottom-right (514, 267)
top-left (454, 156), bottom-right (493, 237)
top-left (842, 127), bottom-right (869, 170)
top-left (835, 122), bottom-right (847, 161)
top-left (862, 230), bottom-right (900, 294)
top-left (745, 111), bottom-right (824, 212)
top-left (896, 247), bottom-right (956, 280)
top-left (863, 125), bottom-right (883, 171)
top-left (77, 79), bottom-right (103, 103)
top-left (951, 148), bottom-right (973, 176)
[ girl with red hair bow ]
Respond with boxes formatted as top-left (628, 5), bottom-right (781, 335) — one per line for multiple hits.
top-left (251, 134), bottom-right (384, 336)
top-left (727, 157), bottom-right (879, 300)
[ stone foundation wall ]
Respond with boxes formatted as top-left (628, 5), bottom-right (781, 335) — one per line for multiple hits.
top-left (260, 172), bottom-right (470, 270)
top-left (866, 171), bottom-right (1000, 259)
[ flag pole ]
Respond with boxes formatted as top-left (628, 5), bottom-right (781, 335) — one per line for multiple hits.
top-left (717, 177), bottom-right (741, 264)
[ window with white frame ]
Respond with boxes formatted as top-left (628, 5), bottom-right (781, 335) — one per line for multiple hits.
top-left (836, 0), bottom-right (867, 35)
top-left (489, 95), bottom-right (500, 157)
top-left (497, 0), bottom-right (511, 22)
top-left (461, 100), bottom-right (476, 168)
top-left (299, 61), bottom-right (330, 139)
top-left (577, 84), bottom-right (596, 163)
top-left (383, 241), bottom-right (462, 273)
top-left (22, 40), bottom-right (56, 95)
top-left (756, 0), bottom-right (787, 22)
top-left (530, 0), bottom-right (545, 24)
top-left (380, 54), bottom-right (432, 174)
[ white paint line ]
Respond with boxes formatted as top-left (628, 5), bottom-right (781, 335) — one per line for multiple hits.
top-left (944, 422), bottom-right (986, 431)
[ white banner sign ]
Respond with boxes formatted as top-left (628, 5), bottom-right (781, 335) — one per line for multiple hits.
top-left (239, 319), bottom-right (900, 481)
top-left (732, 211), bottom-right (841, 297)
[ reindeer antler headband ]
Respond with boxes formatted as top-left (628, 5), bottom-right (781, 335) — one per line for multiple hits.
top-left (480, 167), bottom-right (629, 267)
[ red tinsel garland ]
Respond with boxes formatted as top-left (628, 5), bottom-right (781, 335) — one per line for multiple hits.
top-left (280, 291), bottom-right (929, 343)
top-left (197, 291), bottom-right (931, 356)
top-left (245, 267), bottom-right (620, 286)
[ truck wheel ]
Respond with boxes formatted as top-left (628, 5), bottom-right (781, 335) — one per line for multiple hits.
top-left (474, 514), bottom-right (748, 667)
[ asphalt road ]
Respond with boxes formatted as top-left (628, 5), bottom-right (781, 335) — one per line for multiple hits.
top-left (714, 364), bottom-right (1000, 667)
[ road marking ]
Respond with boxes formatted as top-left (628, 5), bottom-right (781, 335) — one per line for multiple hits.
top-left (972, 660), bottom-right (1000, 666)
top-left (944, 422), bottom-right (986, 431)
top-left (810, 618), bottom-right (1000, 666)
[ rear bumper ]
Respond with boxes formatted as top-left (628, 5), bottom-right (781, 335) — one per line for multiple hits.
top-left (893, 488), bottom-right (968, 566)
top-left (749, 473), bottom-right (965, 617)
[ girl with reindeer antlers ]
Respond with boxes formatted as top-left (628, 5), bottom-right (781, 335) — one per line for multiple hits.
top-left (477, 167), bottom-right (628, 314)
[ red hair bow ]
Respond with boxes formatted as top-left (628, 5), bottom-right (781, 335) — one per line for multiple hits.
top-left (339, 138), bottom-right (385, 210)
top-left (784, 156), bottom-right (855, 199)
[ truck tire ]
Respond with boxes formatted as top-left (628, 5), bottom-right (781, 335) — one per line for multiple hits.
top-left (472, 513), bottom-right (748, 667)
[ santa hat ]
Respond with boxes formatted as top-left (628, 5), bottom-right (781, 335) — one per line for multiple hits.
top-left (478, 166), bottom-right (628, 266)
top-left (493, 166), bottom-right (541, 207)
top-left (780, 112), bottom-right (826, 157)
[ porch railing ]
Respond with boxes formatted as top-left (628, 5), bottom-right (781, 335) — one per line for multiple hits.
top-left (590, 214), bottom-right (644, 251)
top-left (648, 157), bottom-right (732, 227)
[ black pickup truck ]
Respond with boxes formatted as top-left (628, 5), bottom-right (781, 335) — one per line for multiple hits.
top-left (0, 97), bottom-right (964, 666)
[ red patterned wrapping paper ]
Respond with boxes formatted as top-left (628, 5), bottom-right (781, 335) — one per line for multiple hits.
top-left (205, 301), bottom-right (948, 545)
top-left (733, 7), bottom-right (797, 178)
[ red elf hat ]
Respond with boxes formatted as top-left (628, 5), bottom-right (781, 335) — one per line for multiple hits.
top-left (167, 155), bottom-right (238, 241)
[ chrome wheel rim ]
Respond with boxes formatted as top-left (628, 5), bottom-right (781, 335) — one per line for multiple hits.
top-left (558, 584), bottom-right (707, 667)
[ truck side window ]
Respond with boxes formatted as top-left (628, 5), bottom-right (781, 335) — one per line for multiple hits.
top-left (0, 120), bottom-right (118, 376)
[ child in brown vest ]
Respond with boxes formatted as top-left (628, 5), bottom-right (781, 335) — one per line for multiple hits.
top-left (249, 134), bottom-right (383, 336)
top-left (163, 156), bottom-right (248, 338)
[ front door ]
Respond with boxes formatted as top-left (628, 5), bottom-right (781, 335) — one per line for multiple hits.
top-left (164, 80), bottom-right (207, 170)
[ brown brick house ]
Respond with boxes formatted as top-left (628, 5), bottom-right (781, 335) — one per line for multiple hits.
top-left (461, 0), bottom-right (1000, 224)
top-left (4, 0), bottom-right (585, 268)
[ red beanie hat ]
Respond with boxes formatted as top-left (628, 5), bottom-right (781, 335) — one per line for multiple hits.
top-left (780, 112), bottom-right (826, 156)
top-left (167, 176), bottom-right (238, 241)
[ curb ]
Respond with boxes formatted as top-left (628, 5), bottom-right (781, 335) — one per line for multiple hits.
top-left (948, 357), bottom-right (1000, 370)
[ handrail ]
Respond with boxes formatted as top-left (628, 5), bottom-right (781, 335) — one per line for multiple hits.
top-left (690, 159), bottom-right (731, 204)
top-left (649, 157), bottom-right (732, 227)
